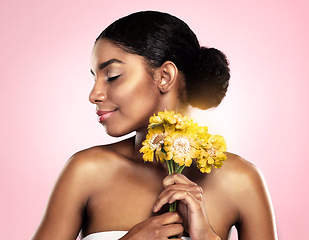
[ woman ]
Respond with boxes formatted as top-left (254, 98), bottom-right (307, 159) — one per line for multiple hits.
top-left (33, 11), bottom-right (277, 240)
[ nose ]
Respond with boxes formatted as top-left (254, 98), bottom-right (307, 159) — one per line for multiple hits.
top-left (89, 80), bottom-right (107, 104)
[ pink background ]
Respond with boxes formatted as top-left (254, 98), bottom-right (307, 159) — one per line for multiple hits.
top-left (1, 0), bottom-right (308, 239)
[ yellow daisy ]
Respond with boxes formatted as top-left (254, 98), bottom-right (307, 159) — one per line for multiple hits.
top-left (148, 110), bottom-right (194, 131)
top-left (196, 135), bottom-right (227, 173)
top-left (148, 110), bottom-right (178, 128)
top-left (164, 130), bottom-right (200, 167)
top-left (141, 110), bottom-right (227, 174)
top-left (139, 126), bottom-right (166, 162)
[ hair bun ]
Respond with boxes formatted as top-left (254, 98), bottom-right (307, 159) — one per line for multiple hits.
top-left (186, 47), bottom-right (230, 110)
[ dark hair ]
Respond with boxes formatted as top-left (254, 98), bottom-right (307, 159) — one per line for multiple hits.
top-left (96, 11), bottom-right (230, 110)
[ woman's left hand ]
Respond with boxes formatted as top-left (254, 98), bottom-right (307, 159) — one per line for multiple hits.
top-left (153, 173), bottom-right (220, 240)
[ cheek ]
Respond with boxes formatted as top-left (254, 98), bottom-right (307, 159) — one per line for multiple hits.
top-left (116, 76), bottom-right (158, 107)
top-left (104, 80), bottom-right (160, 137)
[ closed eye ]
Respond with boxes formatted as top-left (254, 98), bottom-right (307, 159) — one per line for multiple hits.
top-left (107, 75), bottom-right (121, 82)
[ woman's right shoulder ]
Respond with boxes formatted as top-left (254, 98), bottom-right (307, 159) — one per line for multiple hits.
top-left (64, 137), bottom-right (134, 179)
top-left (70, 144), bottom-right (116, 165)
top-left (51, 139), bottom-right (132, 201)
top-left (32, 141), bottom-right (131, 239)
top-left (67, 143), bottom-right (125, 173)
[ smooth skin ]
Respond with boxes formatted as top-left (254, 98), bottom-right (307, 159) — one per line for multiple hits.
top-left (32, 39), bottom-right (277, 240)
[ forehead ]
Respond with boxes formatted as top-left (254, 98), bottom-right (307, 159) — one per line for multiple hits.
top-left (91, 38), bottom-right (144, 69)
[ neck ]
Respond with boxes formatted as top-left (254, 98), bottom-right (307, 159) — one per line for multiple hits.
top-left (132, 127), bottom-right (148, 162)
top-left (135, 127), bottom-right (147, 148)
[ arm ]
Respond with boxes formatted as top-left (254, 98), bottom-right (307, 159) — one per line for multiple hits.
top-left (32, 154), bottom-right (91, 240)
top-left (235, 165), bottom-right (277, 240)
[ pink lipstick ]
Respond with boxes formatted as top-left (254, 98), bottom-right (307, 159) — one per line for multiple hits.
top-left (96, 110), bottom-right (116, 122)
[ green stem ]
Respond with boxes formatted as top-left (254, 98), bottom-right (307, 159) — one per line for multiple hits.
top-left (175, 164), bottom-right (186, 173)
top-left (169, 201), bottom-right (177, 212)
top-left (166, 160), bottom-right (172, 174)
top-left (170, 160), bottom-right (175, 173)
top-left (175, 164), bottom-right (181, 173)
top-left (166, 160), bottom-right (185, 239)
top-left (167, 160), bottom-right (176, 212)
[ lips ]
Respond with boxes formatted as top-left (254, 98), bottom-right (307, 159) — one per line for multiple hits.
top-left (96, 110), bottom-right (117, 122)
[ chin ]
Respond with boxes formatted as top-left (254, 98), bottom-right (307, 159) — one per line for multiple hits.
top-left (104, 126), bottom-right (133, 138)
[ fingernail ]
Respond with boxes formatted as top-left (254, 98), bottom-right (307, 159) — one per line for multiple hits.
top-left (153, 205), bottom-right (157, 212)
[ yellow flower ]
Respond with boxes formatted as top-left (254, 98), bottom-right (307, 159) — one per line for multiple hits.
top-left (162, 110), bottom-right (178, 125)
top-left (148, 109), bottom-right (194, 131)
top-left (196, 126), bottom-right (210, 142)
top-left (196, 135), bottom-right (227, 173)
top-left (164, 130), bottom-right (199, 167)
top-left (175, 115), bottom-right (195, 130)
top-left (139, 126), bottom-right (166, 162)
top-left (148, 110), bottom-right (177, 128)
top-left (141, 110), bottom-right (227, 174)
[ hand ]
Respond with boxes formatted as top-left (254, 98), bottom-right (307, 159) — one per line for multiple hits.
top-left (120, 212), bottom-right (184, 240)
top-left (153, 173), bottom-right (220, 240)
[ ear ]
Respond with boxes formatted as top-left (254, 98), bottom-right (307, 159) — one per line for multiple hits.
top-left (156, 61), bottom-right (178, 93)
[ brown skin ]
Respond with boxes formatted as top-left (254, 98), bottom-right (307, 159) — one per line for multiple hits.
top-left (32, 39), bottom-right (277, 240)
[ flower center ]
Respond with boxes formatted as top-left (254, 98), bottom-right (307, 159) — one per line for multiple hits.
top-left (173, 137), bottom-right (190, 154)
top-left (207, 147), bottom-right (216, 156)
top-left (150, 134), bottom-right (165, 150)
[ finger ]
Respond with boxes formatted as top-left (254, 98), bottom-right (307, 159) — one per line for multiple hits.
top-left (154, 189), bottom-right (202, 213)
top-left (157, 184), bottom-right (203, 202)
top-left (162, 183), bottom-right (203, 194)
top-left (163, 173), bottom-right (197, 188)
top-left (155, 211), bottom-right (183, 225)
top-left (160, 223), bottom-right (184, 239)
top-left (166, 190), bottom-right (202, 213)
top-left (154, 186), bottom-right (203, 212)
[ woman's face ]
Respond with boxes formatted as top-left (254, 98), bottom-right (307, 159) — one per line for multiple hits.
top-left (89, 39), bottom-right (162, 137)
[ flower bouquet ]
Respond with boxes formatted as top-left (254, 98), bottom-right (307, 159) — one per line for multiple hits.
top-left (140, 110), bottom-right (227, 212)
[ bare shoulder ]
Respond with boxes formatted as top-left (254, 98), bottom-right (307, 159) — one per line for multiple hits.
top-left (212, 152), bottom-right (277, 239)
top-left (70, 136), bottom-right (134, 166)
top-left (68, 143), bottom-right (120, 171)
top-left (32, 139), bottom-right (134, 239)
top-left (64, 137), bottom-right (134, 188)
top-left (213, 152), bottom-right (270, 204)
top-left (220, 152), bottom-right (265, 186)
top-left (47, 139), bottom-right (133, 204)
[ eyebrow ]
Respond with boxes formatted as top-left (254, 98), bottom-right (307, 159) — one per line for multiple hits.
top-left (90, 59), bottom-right (124, 75)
